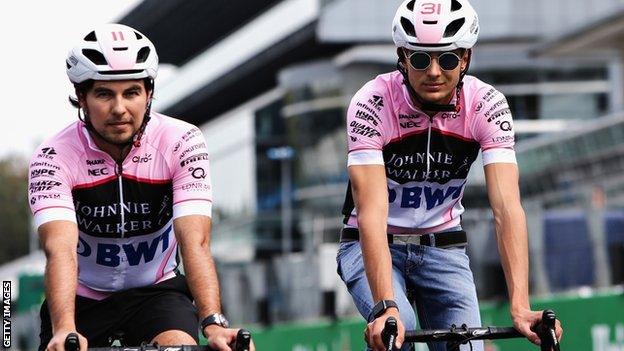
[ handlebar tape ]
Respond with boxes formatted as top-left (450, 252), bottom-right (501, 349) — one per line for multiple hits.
top-left (382, 317), bottom-right (398, 351)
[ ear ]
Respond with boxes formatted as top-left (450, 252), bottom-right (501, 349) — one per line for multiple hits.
top-left (76, 93), bottom-right (86, 109)
top-left (397, 47), bottom-right (407, 67)
top-left (460, 49), bottom-right (471, 71)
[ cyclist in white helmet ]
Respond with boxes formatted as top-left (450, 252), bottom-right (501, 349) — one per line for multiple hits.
top-left (30, 24), bottom-right (254, 351)
top-left (336, 1), bottom-right (562, 350)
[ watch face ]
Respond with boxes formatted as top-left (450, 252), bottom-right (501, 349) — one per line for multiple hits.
top-left (218, 314), bottom-right (230, 328)
top-left (202, 313), bottom-right (229, 329)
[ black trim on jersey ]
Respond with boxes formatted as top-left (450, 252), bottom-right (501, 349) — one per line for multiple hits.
top-left (382, 131), bottom-right (480, 185)
top-left (72, 177), bottom-right (173, 238)
top-left (341, 130), bottom-right (480, 222)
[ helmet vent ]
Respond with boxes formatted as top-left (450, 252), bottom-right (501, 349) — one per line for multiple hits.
top-left (134, 31), bottom-right (143, 40)
top-left (66, 61), bottom-right (72, 69)
top-left (451, 0), bottom-right (463, 11)
top-left (84, 31), bottom-right (97, 42)
top-left (444, 18), bottom-right (465, 37)
top-left (99, 69), bottom-right (143, 76)
top-left (400, 17), bottom-right (416, 37)
top-left (82, 49), bottom-right (108, 66)
top-left (406, 0), bottom-right (415, 11)
top-left (424, 20), bottom-right (438, 25)
top-left (113, 47), bottom-right (128, 51)
top-left (136, 47), bottom-right (151, 63)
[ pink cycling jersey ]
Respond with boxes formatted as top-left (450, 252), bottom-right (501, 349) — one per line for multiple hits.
top-left (342, 71), bottom-right (516, 233)
top-left (28, 112), bottom-right (212, 299)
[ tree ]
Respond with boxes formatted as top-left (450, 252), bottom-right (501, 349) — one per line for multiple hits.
top-left (0, 157), bottom-right (31, 265)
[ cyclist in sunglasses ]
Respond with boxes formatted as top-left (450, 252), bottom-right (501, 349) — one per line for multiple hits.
top-left (336, 1), bottom-right (562, 350)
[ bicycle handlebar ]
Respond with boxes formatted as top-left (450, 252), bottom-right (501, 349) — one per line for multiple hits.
top-left (64, 329), bottom-right (252, 351)
top-left (382, 309), bottom-right (560, 351)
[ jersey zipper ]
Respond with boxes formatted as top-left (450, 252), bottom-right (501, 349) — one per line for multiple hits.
top-left (425, 115), bottom-right (433, 181)
top-left (115, 161), bottom-right (126, 238)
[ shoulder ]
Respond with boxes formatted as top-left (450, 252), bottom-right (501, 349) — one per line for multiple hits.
top-left (349, 71), bottom-right (402, 117)
top-left (144, 112), bottom-right (208, 167)
top-left (462, 76), bottom-right (506, 106)
top-left (353, 71), bottom-right (399, 98)
top-left (146, 112), bottom-right (204, 147)
top-left (462, 75), bottom-right (509, 117)
top-left (30, 121), bottom-right (85, 164)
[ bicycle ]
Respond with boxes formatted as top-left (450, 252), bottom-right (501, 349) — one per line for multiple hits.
top-left (63, 329), bottom-right (252, 351)
top-left (381, 309), bottom-right (561, 351)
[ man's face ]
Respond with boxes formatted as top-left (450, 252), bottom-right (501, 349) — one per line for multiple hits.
top-left (80, 80), bottom-right (150, 145)
top-left (402, 49), bottom-right (469, 105)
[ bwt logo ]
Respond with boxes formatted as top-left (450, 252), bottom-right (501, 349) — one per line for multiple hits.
top-left (389, 185), bottom-right (463, 210)
top-left (78, 228), bottom-right (172, 267)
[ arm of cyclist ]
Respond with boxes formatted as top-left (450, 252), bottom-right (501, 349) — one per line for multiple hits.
top-left (174, 215), bottom-right (255, 351)
top-left (349, 164), bottom-right (405, 351)
top-left (484, 163), bottom-right (563, 345)
top-left (39, 220), bottom-right (88, 351)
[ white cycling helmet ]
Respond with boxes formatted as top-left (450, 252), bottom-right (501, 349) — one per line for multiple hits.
top-left (66, 23), bottom-right (158, 84)
top-left (392, 0), bottom-right (479, 51)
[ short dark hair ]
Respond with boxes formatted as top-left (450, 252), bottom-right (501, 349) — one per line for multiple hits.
top-left (68, 78), bottom-right (154, 108)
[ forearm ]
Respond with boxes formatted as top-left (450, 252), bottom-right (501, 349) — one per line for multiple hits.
top-left (44, 252), bottom-right (78, 332)
top-left (359, 209), bottom-right (394, 303)
top-left (494, 205), bottom-right (530, 312)
top-left (181, 240), bottom-right (221, 318)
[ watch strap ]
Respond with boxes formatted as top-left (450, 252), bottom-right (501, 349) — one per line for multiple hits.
top-left (200, 313), bottom-right (229, 337)
top-left (369, 299), bottom-right (399, 321)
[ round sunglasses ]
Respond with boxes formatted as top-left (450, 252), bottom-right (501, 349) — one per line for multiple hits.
top-left (405, 50), bottom-right (462, 71)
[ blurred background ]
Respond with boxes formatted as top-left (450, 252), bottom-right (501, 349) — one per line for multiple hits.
top-left (2, 0), bottom-right (624, 350)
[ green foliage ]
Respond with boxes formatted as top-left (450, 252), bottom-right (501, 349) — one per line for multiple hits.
top-left (0, 157), bottom-right (31, 264)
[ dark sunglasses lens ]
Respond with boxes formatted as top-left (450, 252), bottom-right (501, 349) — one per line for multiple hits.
top-left (438, 53), bottom-right (460, 70)
top-left (409, 52), bottom-right (431, 70)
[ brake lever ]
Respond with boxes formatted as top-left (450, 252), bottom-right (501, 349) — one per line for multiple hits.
top-left (382, 317), bottom-right (398, 351)
top-left (65, 332), bottom-right (79, 351)
top-left (234, 329), bottom-right (251, 351)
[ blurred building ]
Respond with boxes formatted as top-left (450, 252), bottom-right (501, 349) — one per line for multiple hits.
top-left (117, 0), bottom-right (624, 323)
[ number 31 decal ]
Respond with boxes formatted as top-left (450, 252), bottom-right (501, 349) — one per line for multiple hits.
top-left (421, 2), bottom-right (442, 15)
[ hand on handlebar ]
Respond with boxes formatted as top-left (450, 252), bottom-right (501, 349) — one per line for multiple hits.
top-left (365, 308), bottom-right (404, 351)
top-left (204, 326), bottom-right (255, 351)
top-left (512, 308), bottom-right (563, 348)
top-left (49, 330), bottom-right (87, 351)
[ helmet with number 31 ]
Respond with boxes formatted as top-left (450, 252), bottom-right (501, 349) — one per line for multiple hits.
top-left (392, 0), bottom-right (479, 51)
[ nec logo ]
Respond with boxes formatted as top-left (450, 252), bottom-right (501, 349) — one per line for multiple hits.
top-left (88, 168), bottom-right (109, 177)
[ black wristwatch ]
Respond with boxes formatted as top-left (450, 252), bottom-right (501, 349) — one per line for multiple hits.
top-left (369, 299), bottom-right (399, 321)
top-left (200, 313), bottom-right (229, 336)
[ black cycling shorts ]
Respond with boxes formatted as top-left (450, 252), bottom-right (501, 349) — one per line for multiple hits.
top-left (39, 275), bottom-right (199, 349)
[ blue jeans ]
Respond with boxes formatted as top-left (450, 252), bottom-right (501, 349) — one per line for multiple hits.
top-left (336, 237), bottom-right (483, 351)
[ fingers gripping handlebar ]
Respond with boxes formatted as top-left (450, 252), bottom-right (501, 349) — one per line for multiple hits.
top-left (235, 329), bottom-right (252, 351)
top-left (381, 317), bottom-right (398, 351)
top-left (537, 310), bottom-right (560, 351)
top-left (65, 333), bottom-right (80, 351)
